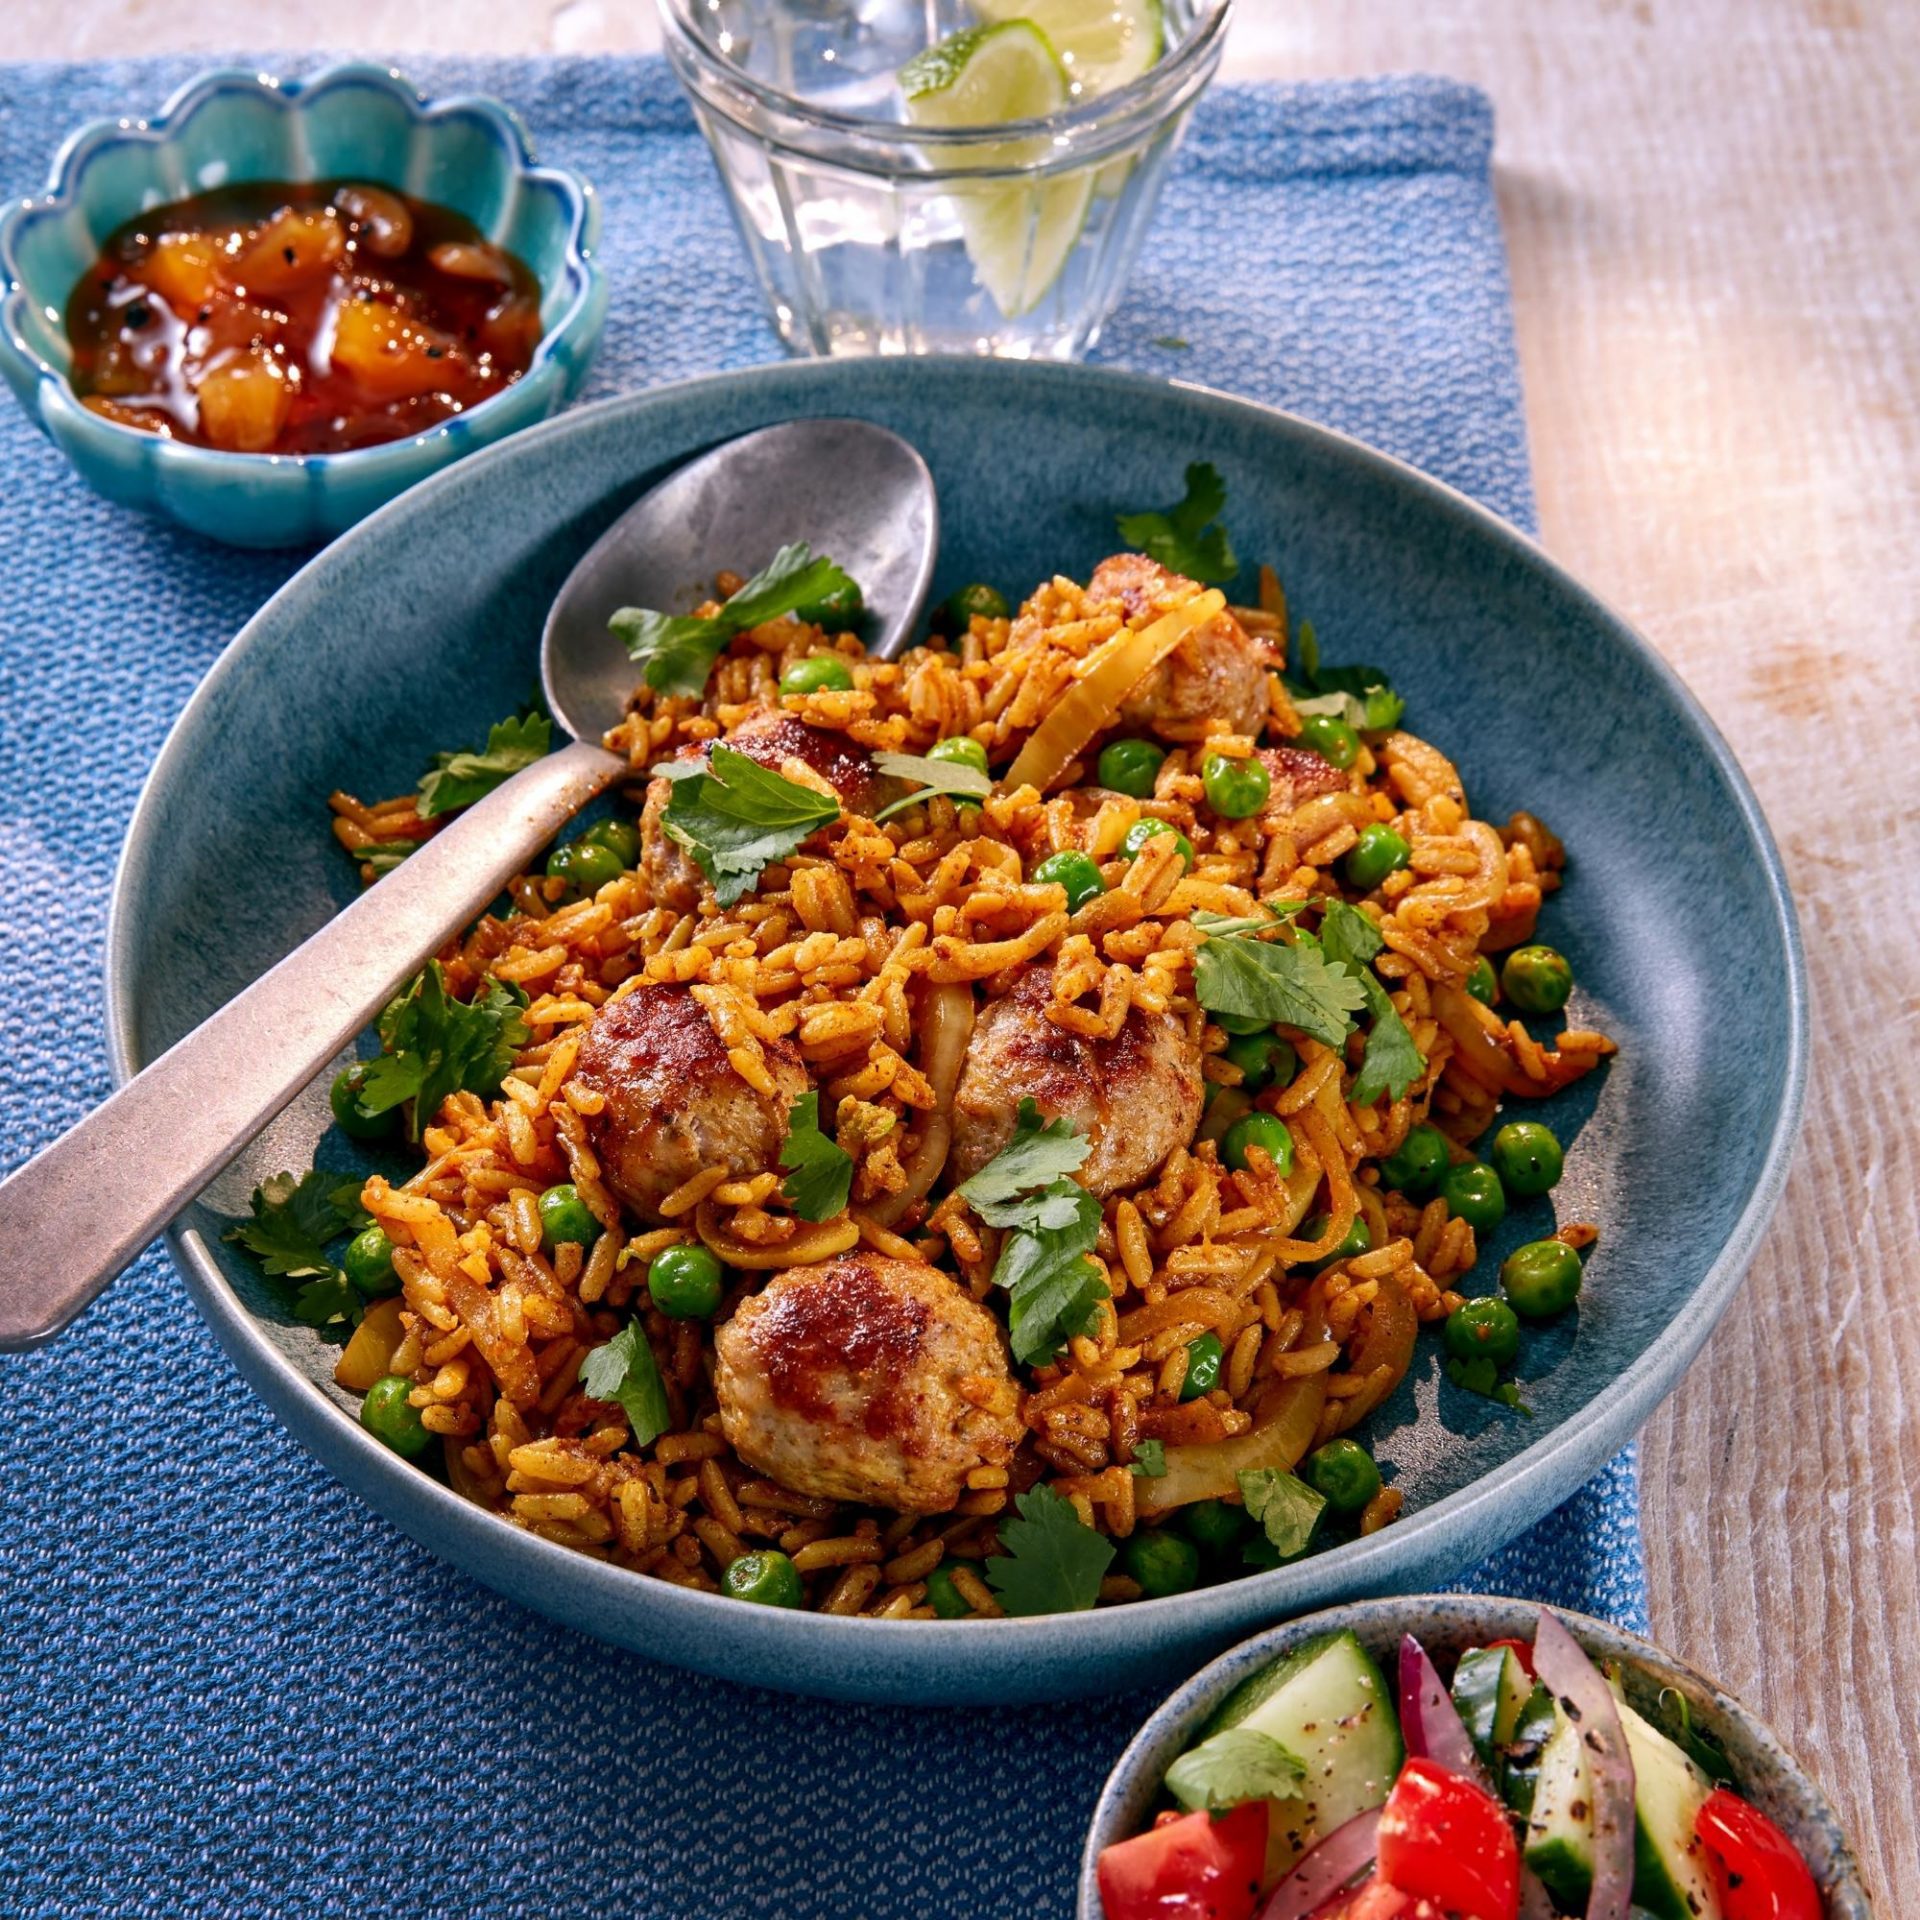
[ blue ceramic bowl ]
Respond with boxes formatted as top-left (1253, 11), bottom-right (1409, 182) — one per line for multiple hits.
top-left (105, 358), bottom-right (1805, 1704)
top-left (0, 63), bottom-right (607, 547)
top-left (1078, 1595), bottom-right (1872, 1917)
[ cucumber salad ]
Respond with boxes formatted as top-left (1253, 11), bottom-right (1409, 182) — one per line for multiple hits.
top-left (1095, 1612), bottom-right (1823, 1920)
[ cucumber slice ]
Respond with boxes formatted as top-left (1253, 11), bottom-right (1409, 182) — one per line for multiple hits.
top-left (1523, 1707), bottom-right (1597, 1910)
top-left (1620, 1701), bottom-right (1724, 1920)
top-left (900, 23), bottom-right (1093, 319)
top-left (1452, 1645), bottom-right (1531, 1764)
top-left (970, 0), bottom-right (1164, 97)
top-left (1202, 1629), bottom-right (1403, 1886)
top-left (1501, 1681), bottom-right (1559, 1819)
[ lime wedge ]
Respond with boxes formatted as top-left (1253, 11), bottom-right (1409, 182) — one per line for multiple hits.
top-left (901, 22), bottom-right (1094, 320)
top-left (971, 0), bottom-right (1165, 97)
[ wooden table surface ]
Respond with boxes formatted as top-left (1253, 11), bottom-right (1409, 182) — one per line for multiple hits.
top-left (17, 0), bottom-right (1918, 1898)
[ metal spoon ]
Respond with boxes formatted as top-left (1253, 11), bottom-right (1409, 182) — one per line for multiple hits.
top-left (0, 418), bottom-right (938, 1350)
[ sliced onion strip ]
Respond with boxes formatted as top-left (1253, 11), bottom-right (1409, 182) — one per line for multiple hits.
top-left (1257, 1808), bottom-right (1381, 1920)
top-left (1396, 1634), bottom-right (1494, 1791)
top-left (1531, 1609), bottom-right (1636, 1920)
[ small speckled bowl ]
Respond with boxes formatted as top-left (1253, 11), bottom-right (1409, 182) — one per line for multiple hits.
top-left (1078, 1594), bottom-right (1872, 1918)
top-left (0, 63), bottom-right (607, 547)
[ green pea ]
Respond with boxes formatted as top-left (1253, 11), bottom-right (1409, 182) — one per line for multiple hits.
top-left (924, 1563), bottom-right (974, 1619)
top-left (1490, 1120), bottom-right (1565, 1197)
top-left (1097, 738), bottom-right (1167, 799)
top-left (1299, 1211), bottom-right (1374, 1271)
top-left (1501, 1239), bottom-right (1584, 1319)
top-left (1444, 1296), bottom-right (1521, 1366)
top-left (1222, 1113), bottom-right (1294, 1176)
top-left (360, 1375), bottom-right (432, 1459)
top-left (1501, 944), bottom-right (1573, 1016)
top-left (926, 734), bottom-right (989, 776)
top-left (342, 1226), bottom-right (399, 1300)
top-left (329, 1063), bottom-right (399, 1142)
top-left (537, 1183), bottom-right (601, 1251)
top-left (1465, 955), bottom-right (1498, 1006)
top-left (1306, 1438), bottom-right (1382, 1515)
top-left (1345, 823), bottom-right (1411, 891)
top-left (943, 583), bottom-right (1009, 628)
top-left (1180, 1499), bottom-right (1248, 1557)
top-left (796, 580), bottom-right (864, 629)
top-left (1299, 712), bottom-right (1360, 770)
top-left (1379, 1122), bottom-right (1450, 1197)
top-left (546, 836), bottom-right (624, 897)
top-left (1032, 849), bottom-right (1107, 914)
top-left (1212, 1009), bottom-right (1270, 1037)
top-left (779, 654), bottom-right (855, 696)
top-left (648, 1242), bottom-right (726, 1320)
top-left (1180, 1331), bottom-right (1225, 1401)
top-left (1223, 1030), bottom-right (1296, 1093)
top-left (1121, 817), bottom-right (1195, 869)
top-left (1200, 751), bottom-right (1271, 821)
top-left (723, 1549), bottom-right (804, 1608)
top-left (582, 816), bottom-right (640, 868)
top-left (1121, 1528), bottom-right (1201, 1598)
top-left (1440, 1160), bottom-right (1507, 1233)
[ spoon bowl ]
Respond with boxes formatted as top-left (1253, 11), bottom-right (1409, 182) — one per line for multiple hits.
top-left (0, 417), bottom-right (938, 1350)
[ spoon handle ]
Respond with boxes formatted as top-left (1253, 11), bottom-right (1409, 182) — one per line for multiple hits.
top-left (0, 738), bottom-right (626, 1352)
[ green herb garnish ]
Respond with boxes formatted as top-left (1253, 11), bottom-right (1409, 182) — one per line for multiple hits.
top-left (1238, 1467), bottom-right (1327, 1559)
top-left (416, 711), bottom-right (553, 818)
top-left (870, 748), bottom-right (994, 822)
top-left (1318, 902), bottom-right (1426, 1104)
top-left (1290, 619), bottom-right (1404, 730)
top-left (957, 1098), bottom-right (1092, 1226)
top-left (580, 1321), bottom-right (672, 1448)
top-left (1193, 923), bottom-right (1367, 1048)
top-left (356, 963), bottom-right (529, 1143)
top-left (223, 1169), bottom-right (372, 1330)
top-left (1116, 461), bottom-right (1238, 585)
top-left (1445, 1354), bottom-right (1534, 1416)
top-left (1128, 1439), bottom-right (1168, 1479)
top-left (983, 1484), bottom-right (1115, 1617)
top-left (611, 544), bottom-right (860, 699)
top-left (1166, 1726), bottom-right (1307, 1813)
top-left (778, 1090), bottom-right (855, 1223)
top-left (660, 745), bottom-right (841, 908)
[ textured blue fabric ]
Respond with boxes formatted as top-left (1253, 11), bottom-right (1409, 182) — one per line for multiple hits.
top-left (0, 56), bottom-right (1646, 1919)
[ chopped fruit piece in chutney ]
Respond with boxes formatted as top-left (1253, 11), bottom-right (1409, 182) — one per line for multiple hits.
top-left (64, 179), bottom-right (543, 455)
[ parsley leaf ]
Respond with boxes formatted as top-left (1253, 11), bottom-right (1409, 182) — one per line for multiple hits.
top-left (984, 1484), bottom-right (1115, 1616)
top-left (1446, 1354), bottom-right (1534, 1416)
top-left (580, 1322), bottom-right (672, 1448)
top-left (1318, 900), bottom-right (1385, 972)
top-left (661, 745), bottom-right (841, 908)
top-left (1115, 462), bottom-right (1239, 585)
top-left (1166, 1726), bottom-right (1308, 1814)
top-left (359, 963), bottom-right (530, 1142)
top-left (224, 1169), bottom-right (369, 1278)
top-left (1238, 1467), bottom-right (1327, 1559)
top-left (1352, 974), bottom-right (1425, 1106)
top-left (1194, 927), bottom-right (1366, 1048)
top-left (778, 1090), bottom-right (855, 1222)
top-left (416, 711), bottom-right (553, 818)
top-left (957, 1098), bottom-right (1093, 1227)
top-left (1129, 1439), bottom-right (1167, 1479)
top-left (995, 1182), bottom-right (1108, 1367)
top-left (611, 544), bottom-right (859, 699)
top-left (870, 748), bottom-right (993, 822)
top-left (1289, 620), bottom-right (1405, 731)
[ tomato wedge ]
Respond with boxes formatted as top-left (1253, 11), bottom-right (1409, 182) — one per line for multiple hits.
top-left (1375, 1756), bottom-right (1520, 1920)
top-left (1483, 1636), bottom-right (1536, 1679)
top-left (1695, 1788), bottom-right (1822, 1920)
top-left (1096, 1802), bottom-right (1268, 1920)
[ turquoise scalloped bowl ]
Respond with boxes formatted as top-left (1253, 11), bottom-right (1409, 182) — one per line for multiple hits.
top-left (0, 63), bottom-right (607, 547)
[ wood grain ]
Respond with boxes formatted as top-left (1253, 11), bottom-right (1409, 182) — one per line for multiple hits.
top-left (13, 0), bottom-right (1919, 1899)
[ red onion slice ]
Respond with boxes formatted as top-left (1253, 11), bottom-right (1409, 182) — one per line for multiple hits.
top-left (1396, 1634), bottom-right (1494, 1791)
top-left (1257, 1808), bottom-right (1381, 1920)
top-left (1531, 1610), bottom-right (1636, 1920)
top-left (1518, 1865), bottom-right (1556, 1920)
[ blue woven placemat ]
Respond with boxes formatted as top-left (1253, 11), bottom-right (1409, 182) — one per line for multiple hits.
top-left (0, 55), bottom-right (1646, 1920)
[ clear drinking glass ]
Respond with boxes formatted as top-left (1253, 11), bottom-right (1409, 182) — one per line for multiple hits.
top-left (656, 0), bottom-right (1232, 359)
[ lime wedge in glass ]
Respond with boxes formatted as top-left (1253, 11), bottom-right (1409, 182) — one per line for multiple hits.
top-left (971, 0), bottom-right (1165, 97)
top-left (901, 22), bottom-right (1095, 320)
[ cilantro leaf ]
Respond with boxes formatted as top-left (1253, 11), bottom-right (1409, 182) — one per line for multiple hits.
top-left (995, 1182), bottom-right (1108, 1367)
top-left (1238, 1468), bottom-right (1327, 1559)
top-left (870, 748), bottom-right (993, 822)
top-left (292, 1272), bottom-right (358, 1329)
top-left (580, 1321), bottom-right (672, 1448)
top-left (984, 1484), bottom-right (1115, 1616)
top-left (1194, 928), bottom-right (1366, 1048)
top-left (778, 1090), bottom-right (854, 1222)
top-left (1351, 974), bottom-right (1425, 1105)
top-left (1446, 1354), bottom-right (1534, 1416)
top-left (1166, 1726), bottom-right (1308, 1814)
top-left (1129, 1439), bottom-right (1167, 1479)
top-left (611, 544), bottom-right (860, 699)
top-left (361, 963), bottom-right (530, 1142)
top-left (957, 1098), bottom-right (1093, 1227)
top-left (224, 1169), bottom-right (370, 1279)
top-left (1288, 618), bottom-right (1405, 730)
top-left (1318, 900), bottom-right (1385, 972)
top-left (1191, 902), bottom-right (1305, 941)
top-left (1115, 462), bottom-right (1239, 585)
top-left (416, 711), bottom-right (553, 818)
top-left (661, 745), bottom-right (841, 908)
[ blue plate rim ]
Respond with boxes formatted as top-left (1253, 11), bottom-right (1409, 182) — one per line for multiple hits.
top-left (98, 356), bottom-right (1809, 1691)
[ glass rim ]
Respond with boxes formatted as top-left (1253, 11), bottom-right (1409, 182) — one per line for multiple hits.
top-left (654, 0), bottom-right (1234, 151)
